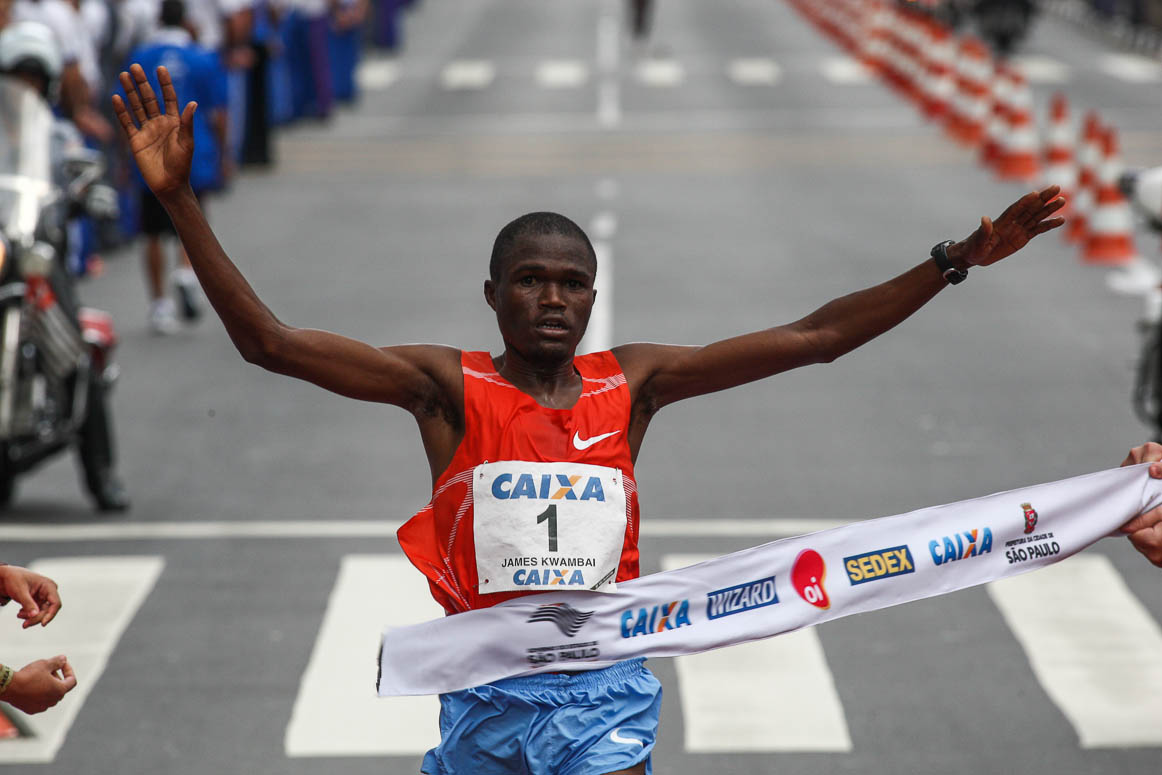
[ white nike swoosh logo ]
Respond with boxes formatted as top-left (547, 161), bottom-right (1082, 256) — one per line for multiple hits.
top-left (609, 727), bottom-right (644, 747)
top-left (572, 430), bottom-right (621, 450)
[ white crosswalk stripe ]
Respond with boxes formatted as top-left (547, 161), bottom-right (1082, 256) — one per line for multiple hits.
top-left (0, 557), bottom-right (164, 763)
top-left (727, 58), bottom-right (782, 85)
top-left (536, 60), bottom-right (589, 89)
top-left (1097, 53), bottom-right (1162, 83)
top-left (662, 554), bottom-right (851, 752)
top-left (635, 58), bottom-right (685, 87)
top-left (988, 555), bottom-right (1162, 747)
top-left (356, 59), bottom-right (400, 91)
top-left (285, 555), bottom-right (443, 757)
top-left (819, 56), bottom-right (874, 85)
top-left (441, 60), bottom-right (496, 90)
top-left (1011, 55), bottom-right (1072, 84)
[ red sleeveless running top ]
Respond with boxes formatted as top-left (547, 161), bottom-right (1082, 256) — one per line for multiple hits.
top-left (397, 350), bottom-right (641, 614)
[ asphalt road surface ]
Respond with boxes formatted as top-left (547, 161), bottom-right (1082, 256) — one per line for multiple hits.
top-left (2, 1), bottom-right (1162, 773)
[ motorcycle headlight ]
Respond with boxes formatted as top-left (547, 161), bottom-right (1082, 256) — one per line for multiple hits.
top-left (18, 241), bottom-right (55, 279)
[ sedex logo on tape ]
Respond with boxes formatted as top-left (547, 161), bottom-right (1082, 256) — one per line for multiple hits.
top-left (844, 545), bottom-right (915, 585)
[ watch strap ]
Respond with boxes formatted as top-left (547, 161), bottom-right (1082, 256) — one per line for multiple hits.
top-left (931, 240), bottom-right (967, 285)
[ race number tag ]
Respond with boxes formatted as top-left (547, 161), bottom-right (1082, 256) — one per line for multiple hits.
top-left (474, 461), bottom-right (627, 593)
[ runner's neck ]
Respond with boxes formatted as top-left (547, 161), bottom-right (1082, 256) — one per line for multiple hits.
top-left (493, 351), bottom-right (583, 409)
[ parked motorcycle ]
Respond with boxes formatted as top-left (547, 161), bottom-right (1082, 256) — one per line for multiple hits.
top-left (0, 77), bottom-right (128, 511)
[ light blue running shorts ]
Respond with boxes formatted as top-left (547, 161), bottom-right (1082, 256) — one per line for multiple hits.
top-left (420, 658), bottom-right (661, 775)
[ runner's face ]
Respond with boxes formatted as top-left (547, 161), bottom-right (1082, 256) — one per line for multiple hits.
top-left (486, 233), bottom-right (596, 363)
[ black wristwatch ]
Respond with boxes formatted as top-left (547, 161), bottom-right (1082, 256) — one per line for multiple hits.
top-left (931, 240), bottom-right (967, 285)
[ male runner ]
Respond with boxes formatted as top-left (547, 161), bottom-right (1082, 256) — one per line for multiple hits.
top-left (112, 64), bottom-right (1159, 774)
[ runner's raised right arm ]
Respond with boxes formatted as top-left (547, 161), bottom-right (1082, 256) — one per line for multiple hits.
top-left (112, 65), bottom-right (463, 416)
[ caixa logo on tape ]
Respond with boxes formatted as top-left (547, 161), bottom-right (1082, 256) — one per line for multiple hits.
top-left (620, 600), bottom-right (692, 638)
top-left (491, 472), bottom-right (605, 502)
top-left (929, 527), bottom-right (993, 566)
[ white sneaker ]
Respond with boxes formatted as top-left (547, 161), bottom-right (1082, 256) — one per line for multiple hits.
top-left (173, 268), bottom-right (202, 323)
top-left (149, 298), bottom-right (179, 335)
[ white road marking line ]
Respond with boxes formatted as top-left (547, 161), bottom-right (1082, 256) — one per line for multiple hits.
top-left (597, 12), bottom-right (621, 127)
top-left (590, 211), bottom-right (618, 240)
top-left (0, 557), bottom-right (164, 763)
top-left (285, 556), bottom-right (443, 756)
top-left (356, 59), bottom-right (400, 91)
top-left (820, 56), bottom-right (873, 84)
top-left (579, 240), bottom-right (613, 354)
top-left (595, 178), bottom-right (620, 201)
top-left (440, 60), bottom-right (495, 90)
top-left (0, 518), bottom-right (853, 542)
top-left (536, 60), bottom-right (589, 89)
top-left (1010, 55), bottom-right (1071, 84)
top-left (988, 555), bottom-right (1162, 747)
top-left (598, 80), bottom-right (621, 127)
top-left (636, 58), bottom-right (685, 87)
top-left (1098, 53), bottom-right (1162, 83)
top-left (663, 555), bottom-right (852, 752)
top-left (728, 58), bottom-right (782, 86)
top-left (597, 12), bottom-right (619, 73)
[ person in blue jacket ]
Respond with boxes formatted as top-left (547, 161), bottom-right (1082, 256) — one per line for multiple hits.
top-left (123, 0), bottom-right (229, 334)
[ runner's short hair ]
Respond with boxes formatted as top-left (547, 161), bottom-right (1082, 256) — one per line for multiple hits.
top-left (489, 212), bottom-right (597, 283)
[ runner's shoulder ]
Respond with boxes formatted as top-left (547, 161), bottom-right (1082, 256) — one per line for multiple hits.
top-left (611, 342), bottom-right (698, 379)
top-left (377, 343), bottom-right (464, 411)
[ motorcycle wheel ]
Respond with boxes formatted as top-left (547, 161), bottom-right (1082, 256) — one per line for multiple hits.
top-left (76, 375), bottom-right (130, 512)
top-left (0, 466), bottom-right (14, 508)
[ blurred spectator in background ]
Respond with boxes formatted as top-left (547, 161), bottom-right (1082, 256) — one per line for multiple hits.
top-left (123, 0), bottom-right (227, 333)
top-left (238, 0), bottom-right (274, 165)
top-left (629, 0), bottom-right (654, 43)
top-left (372, 0), bottom-right (401, 51)
top-left (13, 0), bottom-right (113, 142)
top-left (328, 0), bottom-right (365, 104)
top-left (286, 0), bottom-right (332, 120)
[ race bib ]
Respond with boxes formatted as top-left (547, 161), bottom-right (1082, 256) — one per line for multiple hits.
top-left (473, 461), bottom-right (628, 594)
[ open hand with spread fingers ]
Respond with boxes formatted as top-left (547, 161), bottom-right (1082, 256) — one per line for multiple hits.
top-left (946, 185), bottom-right (1067, 269)
top-left (112, 64), bottom-right (197, 198)
top-left (1120, 442), bottom-right (1162, 568)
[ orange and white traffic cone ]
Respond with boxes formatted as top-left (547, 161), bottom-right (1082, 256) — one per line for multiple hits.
top-left (994, 70), bottom-right (1041, 181)
top-left (1086, 126), bottom-right (1162, 293)
top-left (979, 64), bottom-right (1013, 171)
top-left (0, 710), bottom-right (19, 740)
top-left (1067, 111), bottom-right (1103, 244)
top-left (945, 37), bottom-right (993, 147)
top-left (1086, 127), bottom-right (1138, 265)
top-left (918, 20), bottom-right (957, 122)
top-left (858, 0), bottom-right (893, 78)
top-left (887, 5), bottom-right (925, 105)
top-left (1043, 92), bottom-right (1077, 201)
